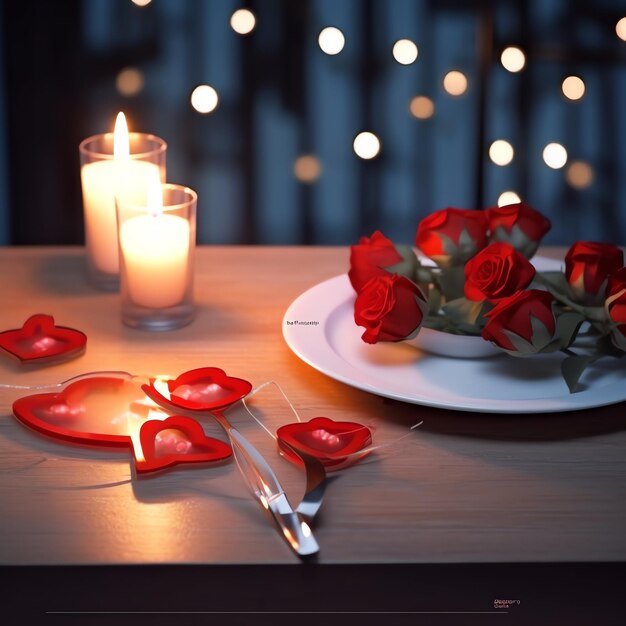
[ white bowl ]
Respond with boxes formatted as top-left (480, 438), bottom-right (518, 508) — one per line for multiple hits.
top-left (405, 326), bottom-right (503, 358)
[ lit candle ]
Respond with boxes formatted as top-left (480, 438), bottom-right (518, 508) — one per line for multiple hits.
top-left (80, 113), bottom-right (164, 281)
top-left (119, 174), bottom-right (191, 309)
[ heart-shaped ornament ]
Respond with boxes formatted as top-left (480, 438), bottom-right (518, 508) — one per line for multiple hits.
top-left (12, 375), bottom-right (233, 474)
top-left (12, 376), bottom-right (147, 446)
top-left (142, 367), bottom-right (252, 413)
top-left (276, 417), bottom-right (373, 470)
top-left (0, 314), bottom-right (87, 364)
top-left (135, 415), bottom-right (232, 473)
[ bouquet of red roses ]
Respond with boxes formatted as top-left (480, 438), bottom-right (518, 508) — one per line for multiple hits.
top-left (349, 203), bottom-right (625, 392)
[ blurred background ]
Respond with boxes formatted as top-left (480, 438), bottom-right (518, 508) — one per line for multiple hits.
top-left (0, 0), bottom-right (625, 246)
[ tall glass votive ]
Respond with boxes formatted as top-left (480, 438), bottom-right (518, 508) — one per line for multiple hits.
top-left (116, 184), bottom-right (196, 331)
top-left (79, 132), bottom-right (167, 290)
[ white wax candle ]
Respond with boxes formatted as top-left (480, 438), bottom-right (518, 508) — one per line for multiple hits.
top-left (81, 159), bottom-right (161, 275)
top-left (119, 213), bottom-right (190, 308)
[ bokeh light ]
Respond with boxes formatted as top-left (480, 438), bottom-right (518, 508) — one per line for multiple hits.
top-left (543, 143), bottom-right (568, 169)
top-left (294, 155), bottom-right (322, 183)
top-left (409, 96), bottom-right (435, 119)
top-left (489, 140), bottom-right (514, 166)
top-left (443, 71), bottom-right (468, 96)
top-left (616, 17), bottom-right (626, 41)
top-left (497, 191), bottom-right (521, 207)
top-left (230, 9), bottom-right (256, 35)
top-left (353, 132), bottom-right (381, 160)
top-left (566, 161), bottom-right (594, 189)
top-left (392, 39), bottom-right (418, 65)
top-left (500, 46), bottom-right (526, 73)
top-left (561, 76), bottom-right (585, 101)
top-left (131, 0), bottom-right (152, 6)
top-left (190, 85), bottom-right (219, 114)
top-left (116, 67), bottom-right (144, 97)
top-left (318, 27), bottom-right (345, 55)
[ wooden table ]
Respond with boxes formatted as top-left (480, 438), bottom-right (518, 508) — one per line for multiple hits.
top-left (1, 246), bottom-right (625, 621)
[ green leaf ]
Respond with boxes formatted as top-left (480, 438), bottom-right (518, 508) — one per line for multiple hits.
top-left (438, 266), bottom-right (466, 301)
top-left (386, 244), bottom-right (419, 282)
top-left (561, 355), bottom-right (599, 393)
top-left (427, 284), bottom-right (442, 315)
top-left (535, 271), bottom-right (569, 294)
top-left (423, 316), bottom-right (449, 331)
top-left (554, 312), bottom-right (585, 349)
top-left (443, 298), bottom-right (483, 326)
top-left (416, 267), bottom-right (436, 284)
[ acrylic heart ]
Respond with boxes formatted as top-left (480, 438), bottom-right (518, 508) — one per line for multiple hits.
top-left (0, 314), bottom-right (87, 364)
top-left (12, 375), bottom-right (148, 446)
top-left (135, 415), bottom-right (232, 473)
top-left (276, 417), bottom-right (372, 470)
top-left (142, 367), bottom-right (252, 412)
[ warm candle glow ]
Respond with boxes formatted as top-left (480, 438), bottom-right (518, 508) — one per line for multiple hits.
top-left (392, 39), bottom-right (418, 65)
top-left (561, 76), bottom-right (585, 101)
top-left (80, 115), bottom-right (164, 280)
top-left (443, 71), bottom-right (468, 96)
top-left (353, 132), bottom-right (381, 160)
top-left (190, 85), bottom-right (219, 114)
top-left (294, 155), bottom-right (322, 183)
top-left (114, 112), bottom-right (130, 160)
top-left (489, 140), bottom-right (514, 166)
top-left (119, 188), bottom-right (192, 309)
top-left (500, 46), bottom-right (526, 72)
top-left (543, 143), bottom-right (568, 169)
top-left (616, 17), bottom-right (626, 41)
top-left (409, 96), bottom-right (435, 119)
top-left (566, 161), bottom-right (594, 189)
top-left (116, 68), bottom-right (144, 97)
top-left (230, 8), bottom-right (256, 35)
top-left (318, 27), bottom-right (345, 55)
top-left (146, 170), bottom-right (163, 216)
top-left (497, 191), bottom-right (521, 207)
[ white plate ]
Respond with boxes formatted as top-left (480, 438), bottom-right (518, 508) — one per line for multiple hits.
top-left (282, 257), bottom-right (626, 414)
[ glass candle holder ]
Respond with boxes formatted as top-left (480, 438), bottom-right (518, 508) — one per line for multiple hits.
top-left (79, 132), bottom-right (167, 291)
top-left (116, 184), bottom-right (197, 331)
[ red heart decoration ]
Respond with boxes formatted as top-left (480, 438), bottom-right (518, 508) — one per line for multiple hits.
top-left (276, 417), bottom-right (372, 470)
top-left (12, 376), bottom-right (147, 447)
top-left (142, 367), bottom-right (252, 413)
top-left (135, 415), bottom-right (232, 473)
top-left (0, 314), bottom-right (87, 364)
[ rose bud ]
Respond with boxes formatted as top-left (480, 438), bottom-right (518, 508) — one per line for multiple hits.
top-left (565, 241), bottom-right (624, 305)
top-left (354, 274), bottom-right (428, 344)
top-left (482, 289), bottom-right (556, 356)
top-left (349, 230), bottom-right (418, 293)
top-left (464, 242), bottom-right (536, 302)
top-left (605, 267), bottom-right (626, 351)
top-left (486, 202), bottom-right (551, 258)
top-left (415, 208), bottom-right (487, 268)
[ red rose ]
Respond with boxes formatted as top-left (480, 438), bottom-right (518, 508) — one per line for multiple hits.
top-left (482, 290), bottom-right (556, 355)
top-left (354, 274), bottom-right (428, 344)
top-left (487, 203), bottom-right (551, 258)
top-left (605, 267), bottom-right (626, 351)
top-left (464, 242), bottom-right (536, 302)
top-left (276, 417), bottom-right (372, 470)
top-left (415, 208), bottom-right (487, 267)
top-left (349, 230), bottom-right (417, 293)
top-left (565, 241), bottom-right (624, 305)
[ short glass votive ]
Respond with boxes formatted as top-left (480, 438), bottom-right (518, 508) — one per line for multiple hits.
top-left (116, 184), bottom-right (196, 331)
top-left (79, 132), bottom-right (167, 291)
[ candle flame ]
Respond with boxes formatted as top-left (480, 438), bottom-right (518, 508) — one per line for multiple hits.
top-left (113, 112), bottom-right (130, 160)
top-left (147, 169), bottom-right (163, 216)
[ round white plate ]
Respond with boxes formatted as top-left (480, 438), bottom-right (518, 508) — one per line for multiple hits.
top-left (282, 257), bottom-right (626, 413)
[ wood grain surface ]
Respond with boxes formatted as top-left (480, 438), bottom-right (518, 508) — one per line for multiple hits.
top-left (0, 246), bottom-right (625, 565)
